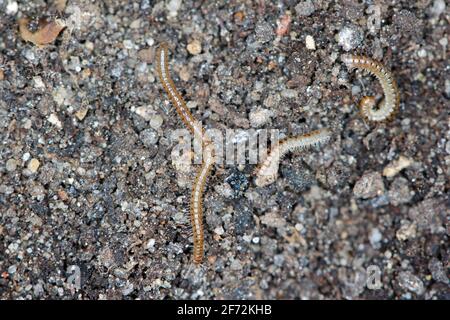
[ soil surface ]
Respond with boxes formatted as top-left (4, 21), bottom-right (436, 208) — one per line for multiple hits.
top-left (0, 0), bottom-right (448, 299)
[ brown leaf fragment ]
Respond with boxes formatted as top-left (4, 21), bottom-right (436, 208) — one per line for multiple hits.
top-left (19, 18), bottom-right (66, 46)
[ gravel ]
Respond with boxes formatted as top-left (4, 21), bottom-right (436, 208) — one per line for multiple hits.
top-left (397, 271), bottom-right (425, 296)
top-left (0, 0), bottom-right (448, 300)
top-left (295, 1), bottom-right (315, 17)
top-left (337, 24), bottom-right (364, 51)
top-left (353, 171), bottom-right (385, 199)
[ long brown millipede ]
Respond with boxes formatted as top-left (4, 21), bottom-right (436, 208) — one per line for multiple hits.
top-left (342, 54), bottom-right (400, 122)
top-left (156, 42), bottom-right (215, 264)
top-left (254, 128), bottom-right (332, 187)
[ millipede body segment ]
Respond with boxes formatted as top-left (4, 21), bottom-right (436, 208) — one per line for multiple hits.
top-left (255, 128), bottom-right (331, 187)
top-left (156, 42), bottom-right (215, 264)
top-left (342, 55), bottom-right (400, 122)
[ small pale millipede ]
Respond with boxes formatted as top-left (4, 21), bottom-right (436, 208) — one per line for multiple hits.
top-left (156, 42), bottom-right (215, 264)
top-left (254, 128), bottom-right (331, 187)
top-left (342, 54), bottom-right (400, 122)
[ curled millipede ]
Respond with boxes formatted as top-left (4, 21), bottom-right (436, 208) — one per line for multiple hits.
top-left (255, 128), bottom-right (331, 187)
top-left (156, 42), bottom-right (215, 264)
top-left (342, 54), bottom-right (400, 122)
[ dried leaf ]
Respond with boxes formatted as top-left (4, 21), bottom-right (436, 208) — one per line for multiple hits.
top-left (19, 18), bottom-right (66, 46)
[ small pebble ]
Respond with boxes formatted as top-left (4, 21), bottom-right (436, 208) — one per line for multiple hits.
top-left (383, 156), bottom-right (413, 177)
top-left (33, 76), bottom-right (45, 89)
top-left (123, 40), bottom-right (134, 50)
top-left (281, 89), bottom-right (298, 99)
top-left (230, 259), bottom-right (242, 271)
top-left (396, 221), bottom-right (417, 241)
top-left (337, 25), bottom-right (363, 51)
top-left (427, 258), bottom-right (449, 284)
top-left (305, 35), bottom-right (316, 50)
top-left (139, 129), bottom-right (159, 147)
top-left (249, 107), bottom-right (272, 128)
top-left (186, 101), bottom-right (198, 109)
top-left (75, 108), bottom-right (88, 121)
top-left (23, 49), bottom-right (35, 62)
top-left (122, 283), bottom-right (134, 296)
top-left (85, 41), bottom-right (94, 51)
top-left (295, 0), bottom-right (315, 17)
top-left (8, 265), bottom-right (17, 274)
top-left (276, 14), bottom-right (291, 37)
top-left (137, 48), bottom-right (154, 63)
top-left (353, 171), bottom-right (385, 199)
top-left (6, 159), bottom-right (17, 172)
top-left (430, 0), bottom-right (446, 17)
top-left (255, 21), bottom-right (273, 44)
top-left (274, 254), bottom-right (285, 267)
top-left (27, 158), bottom-right (40, 173)
top-left (445, 79), bottom-right (450, 99)
top-left (388, 177), bottom-right (413, 206)
top-left (369, 228), bottom-right (382, 247)
top-left (48, 113), bottom-right (62, 129)
top-left (6, 1), bottom-right (18, 15)
top-left (150, 114), bottom-right (164, 130)
top-left (187, 40), bottom-right (202, 55)
top-left (397, 271), bottom-right (425, 295)
top-left (393, 10), bottom-right (420, 34)
top-left (53, 86), bottom-right (70, 106)
top-left (260, 211), bottom-right (286, 229)
top-left (214, 226), bottom-right (225, 236)
top-left (135, 105), bottom-right (154, 121)
top-left (146, 239), bottom-right (156, 251)
top-left (166, 0), bottom-right (182, 17)
top-left (22, 152), bottom-right (30, 161)
top-left (130, 19), bottom-right (141, 29)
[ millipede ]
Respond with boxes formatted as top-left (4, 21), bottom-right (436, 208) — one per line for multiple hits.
top-left (155, 45), bottom-right (400, 263)
top-left (342, 54), bottom-right (400, 122)
top-left (156, 42), bottom-right (215, 264)
top-left (254, 128), bottom-right (332, 187)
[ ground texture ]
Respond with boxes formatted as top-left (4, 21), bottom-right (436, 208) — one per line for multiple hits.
top-left (0, 0), bottom-right (449, 299)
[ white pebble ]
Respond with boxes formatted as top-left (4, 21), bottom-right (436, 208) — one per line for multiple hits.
top-left (146, 239), bottom-right (156, 251)
top-left (430, 0), bottom-right (446, 17)
top-left (337, 25), bottom-right (363, 51)
top-left (8, 265), bottom-right (17, 274)
top-left (305, 35), bottom-right (316, 50)
top-left (369, 228), bottom-right (382, 247)
top-left (135, 105), bottom-right (154, 121)
top-left (6, 1), bottom-right (18, 15)
top-left (48, 113), bottom-right (62, 129)
top-left (214, 226), bottom-right (225, 236)
top-left (123, 40), bottom-right (134, 50)
top-left (33, 76), bottom-right (45, 89)
top-left (166, 0), bottom-right (182, 17)
top-left (6, 159), bottom-right (17, 172)
top-left (22, 152), bottom-right (31, 161)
